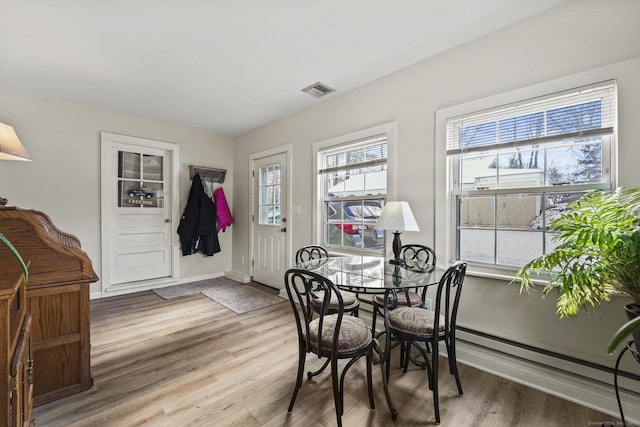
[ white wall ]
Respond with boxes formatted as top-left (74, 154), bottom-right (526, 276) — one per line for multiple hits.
top-left (0, 90), bottom-right (234, 295)
top-left (231, 0), bottom-right (640, 414)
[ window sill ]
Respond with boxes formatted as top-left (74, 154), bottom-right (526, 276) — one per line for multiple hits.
top-left (460, 262), bottom-right (549, 286)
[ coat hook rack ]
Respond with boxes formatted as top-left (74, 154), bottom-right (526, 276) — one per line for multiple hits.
top-left (189, 165), bottom-right (227, 184)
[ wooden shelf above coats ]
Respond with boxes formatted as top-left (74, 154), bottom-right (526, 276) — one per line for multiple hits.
top-left (189, 165), bottom-right (226, 184)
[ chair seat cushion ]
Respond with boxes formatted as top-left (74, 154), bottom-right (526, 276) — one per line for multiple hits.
top-left (372, 291), bottom-right (423, 307)
top-left (311, 290), bottom-right (359, 310)
top-left (388, 307), bottom-right (446, 337)
top-left (309, 314), bottom-right (371, 354)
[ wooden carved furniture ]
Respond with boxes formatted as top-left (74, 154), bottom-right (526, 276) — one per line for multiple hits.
top-left (0, 260), bottom-right (33, 426)
top-left (0, 206), bottom-right (98, 406)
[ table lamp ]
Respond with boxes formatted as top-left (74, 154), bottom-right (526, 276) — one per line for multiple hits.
top-left (0, 122), bottom-right (32, 205)
top-left (374, 201), bottom-right (419, 265)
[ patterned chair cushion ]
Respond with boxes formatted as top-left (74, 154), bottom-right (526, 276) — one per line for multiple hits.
top-left (372, 291), bottom-right (423, 307)
top-left (309, 314), bottom-right (371, 354)
top-left (388, 307), bottom-right (446, 337)
top-left (311, 290), bottom-right (359, 310)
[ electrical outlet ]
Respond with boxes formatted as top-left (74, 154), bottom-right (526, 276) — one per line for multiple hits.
top-left (424, 298), bottom-right (432, 310)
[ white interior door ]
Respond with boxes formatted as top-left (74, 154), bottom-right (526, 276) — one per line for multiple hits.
top-left (252, 153), bottom-right (287, 288)
top-left (101, 132), bottom-right (180, 294)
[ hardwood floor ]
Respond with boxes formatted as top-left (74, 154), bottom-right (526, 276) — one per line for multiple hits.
top-left (33, 285), bottom-right (618, 426)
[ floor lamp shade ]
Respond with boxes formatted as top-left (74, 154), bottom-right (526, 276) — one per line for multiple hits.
top-left (374, 201), bottom-right (419, 264)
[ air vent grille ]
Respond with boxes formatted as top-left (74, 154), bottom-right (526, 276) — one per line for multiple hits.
top-left (301, 82), bottom-right (335, 98)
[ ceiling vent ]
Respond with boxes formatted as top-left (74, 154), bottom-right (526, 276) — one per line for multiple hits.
top-left (301, 82), bottom-right (335, 98)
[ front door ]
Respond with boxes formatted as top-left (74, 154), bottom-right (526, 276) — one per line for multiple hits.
top-left (251, 153), bottom-right (287, 288)
top-left (101, 132), bottom-right (179, 294)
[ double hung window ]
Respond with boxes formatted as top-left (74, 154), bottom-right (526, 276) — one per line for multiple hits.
top-left (445, 81), bottom-right (616, 268)
top-left (317, 132), bottom-right (388, 253)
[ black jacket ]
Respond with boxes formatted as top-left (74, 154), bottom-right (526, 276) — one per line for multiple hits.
top-left (177, 173), bottom-right (221, 256)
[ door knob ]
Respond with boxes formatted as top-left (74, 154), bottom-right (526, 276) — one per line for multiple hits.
top-left (280, 227), bottom-right (287, 232)
top-left (165, 218), bottom-right (171, 223)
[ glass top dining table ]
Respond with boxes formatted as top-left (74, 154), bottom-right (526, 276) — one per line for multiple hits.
top-left (296, 255), bottom-right (443, 294)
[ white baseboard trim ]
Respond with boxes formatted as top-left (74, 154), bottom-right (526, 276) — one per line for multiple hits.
top-left (455, 334), bottom-right (640, 424)
top-left (178, 272), bottom-right (226, 284)
top-left (224, 269), bottom-right (252, 283)
top-left (96, 273), bottom-right (226, 299)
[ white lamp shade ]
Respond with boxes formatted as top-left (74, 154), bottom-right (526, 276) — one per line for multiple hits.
top-left (374, 201), bottom-right (420, 232)
top-left (0, 123), bottom-right (31, 161)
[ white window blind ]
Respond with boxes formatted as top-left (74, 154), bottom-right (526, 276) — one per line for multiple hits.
top-left (446, 81), bottom-right (616, 156)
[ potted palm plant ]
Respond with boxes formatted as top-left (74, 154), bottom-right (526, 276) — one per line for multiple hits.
top-left (514, 187), bottom-right (640, 351)
top-left (0, 229), bottom-right (28, 280)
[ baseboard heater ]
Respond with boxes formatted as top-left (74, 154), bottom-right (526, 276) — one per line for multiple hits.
top-left (455, 325), bottom-right (640, 423)
top-left (457, 325), bottom-right (640, 383)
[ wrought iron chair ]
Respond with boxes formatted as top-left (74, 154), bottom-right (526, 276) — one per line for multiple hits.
top-left (285, 269), bottom-right (395, 426)
top-left (295, 245), bottom-right (360, 316)
top-left (383, 261), bottom-right (467, 424)
top-left (371, 244), bottom-right (436, 336)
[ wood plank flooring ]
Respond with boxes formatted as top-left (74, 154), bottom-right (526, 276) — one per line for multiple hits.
top-left (33, 285), bottom-right (619, 426)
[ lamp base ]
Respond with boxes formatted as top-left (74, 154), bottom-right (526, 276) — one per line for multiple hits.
top-left (390, 231), bottom-right (403, 265)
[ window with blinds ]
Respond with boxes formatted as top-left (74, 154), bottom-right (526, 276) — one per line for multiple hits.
top-left (319, 136), bottom-right (387, 252)
top-left (445, 81), bottom-right (617, 268)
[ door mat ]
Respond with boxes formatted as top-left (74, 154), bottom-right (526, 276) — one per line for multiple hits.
top-left (153, 277), bottom-right (285, 314)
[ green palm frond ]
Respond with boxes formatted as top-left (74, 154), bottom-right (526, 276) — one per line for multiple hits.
top-left (608, 316), bottom-right (640, 354)
top-left (0, 230), bottom-right (28, 281)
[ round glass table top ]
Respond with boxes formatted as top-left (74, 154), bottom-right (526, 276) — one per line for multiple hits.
top-left (296, 256), bottom-right (441, 293)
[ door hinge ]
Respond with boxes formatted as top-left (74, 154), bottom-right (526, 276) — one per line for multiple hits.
top-left (9, 374), bottom-right (17, 391)
top-left (252, 214), bottom-right (254, 222)
top-left (252, 170), bottom-right (255, 178)
top-left (251, 259), bottom-right (254, 267)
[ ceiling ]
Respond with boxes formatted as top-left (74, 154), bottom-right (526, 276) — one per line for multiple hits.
top-left (1, 0), bottom-right (569, 137)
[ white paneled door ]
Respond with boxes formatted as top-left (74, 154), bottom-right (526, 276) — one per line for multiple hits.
top-left (101, 132), bottom-right (180, 295)
top-left (251, 152), bottom-right (288, 288)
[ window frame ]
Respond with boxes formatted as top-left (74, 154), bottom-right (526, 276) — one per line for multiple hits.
top-left (435, 72), bottom-right (620, 279)
top-left (313, 123), bottom-right (397, 255)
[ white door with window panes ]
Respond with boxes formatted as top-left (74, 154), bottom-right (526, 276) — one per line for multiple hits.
top-left (252, 153), bottom-right (287, 288)
top-left (101, 132), bottom-right (178, 292)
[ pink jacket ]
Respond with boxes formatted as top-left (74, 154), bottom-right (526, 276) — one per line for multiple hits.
top-left (213, 187), bottom-right (234, 232)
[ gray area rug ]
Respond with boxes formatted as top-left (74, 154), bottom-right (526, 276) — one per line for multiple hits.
top-left (153, 277), bottom-right (285, 314)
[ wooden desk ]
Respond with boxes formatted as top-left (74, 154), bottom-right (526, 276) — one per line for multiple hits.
top-left (0, 207), bottom-right (98, 405)
top-left (0, 261), bottom-right (33, 426)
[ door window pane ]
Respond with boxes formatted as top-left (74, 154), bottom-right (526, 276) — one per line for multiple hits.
top-left (118, 151), bottom-right (140, 179)
top-left (118, 150), bottom-right (164, 208)
top-left (143, 154), bottom-right (163, 181)
top-left (258, 164), bottom-right (281, 225)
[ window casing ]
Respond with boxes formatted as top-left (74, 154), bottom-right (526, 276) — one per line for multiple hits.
top-left (316, 133), bottom-right (388, 254)
top-left (446, 81), bottom-right (616, 269)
